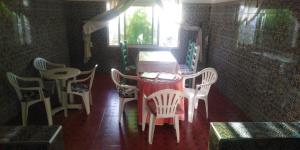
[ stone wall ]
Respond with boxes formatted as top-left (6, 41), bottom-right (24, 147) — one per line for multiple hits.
top-left (0, 0), bottom-right (70, 124)
top-left (180, 3), bottom-right (211, 68)
top-left (209, 0), bottom-right (300, 121)
top-left (64, 1), bottom-right (116, 72)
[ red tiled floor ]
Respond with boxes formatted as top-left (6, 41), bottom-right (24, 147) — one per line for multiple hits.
top-left (27, 73), bottom-right (251, 150)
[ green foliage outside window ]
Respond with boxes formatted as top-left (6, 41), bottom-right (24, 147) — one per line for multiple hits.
top-left (256, 9), bottom-right (294, 44)
top-left (125, 9), bottom-right (153, 45)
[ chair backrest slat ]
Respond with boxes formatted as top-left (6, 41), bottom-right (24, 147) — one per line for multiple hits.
top-left (198, 68), bottom-right (218, 95)
top-left (33, 58), bottom-right (48, 73)
top-left (146, 89), bottom-right (184, 118)
top-left (7, 72), bottom-right (23, 100)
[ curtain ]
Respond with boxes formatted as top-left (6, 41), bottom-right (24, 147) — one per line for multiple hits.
top-left (82, 0), bottom-right (182, 63)
top-left (238, 0), bottom-right (265, 24)
top-left (157, 0), bottom-right (182, 47)
top-left (82, 0), bottom-right (193, 63)
top-left (82, 0), bottom-right (135, 63)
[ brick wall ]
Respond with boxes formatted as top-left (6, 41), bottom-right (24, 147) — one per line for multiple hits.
top-left (0, 0), bottom-right (69, 124)
top-left (209, 0), bottom-right (300, 121)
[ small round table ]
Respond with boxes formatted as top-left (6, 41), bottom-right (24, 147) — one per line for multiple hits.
top-left (43, 67), bottom-right (81, 117)
top-left (43, 67), bottom-right (80, 80)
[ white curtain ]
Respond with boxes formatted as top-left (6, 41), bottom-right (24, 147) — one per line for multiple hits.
top-left (82, 0), bottom-right (199, 63)
top-left (238, 0), bottom-right (265, 24)
top-left (82, 0), bottom-right (135, 63)
top-left (157, 0), bottom-right (182, 47)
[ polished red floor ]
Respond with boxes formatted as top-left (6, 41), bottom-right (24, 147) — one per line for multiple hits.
top-left (50, 74), bottom-right (249, 150)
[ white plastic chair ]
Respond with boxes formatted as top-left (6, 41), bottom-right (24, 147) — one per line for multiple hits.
top-left (182, 68), bottom-right (218, 122)
top-left (6, 72), bottom-right (53, 126)
top-left (66, 65), bottom-right (98, 115)
top-left (33, 57), bottom-right (66, 77)
top-left (142, 89), bottom-right (184, 144)
top-left (111, 68), bottom-right (138, 123)
top-left (33, 57), bottom-right (66, 94)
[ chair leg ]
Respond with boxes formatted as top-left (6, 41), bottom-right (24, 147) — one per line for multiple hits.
top-left (148, 114), bottom-right (155, 144)
top-left (173, 117), bottom-right (176, 129)
top-left (188, 97), bottom-right (194, 123)
top-left (148, 115), bottom-right (152, 144)
top-left (82, 93), bottom-right (90, 115)
top-left (142, 111), bottom-right (147, 131)
top-left (151, 115), bottom-right (156, 144)
top-left (204, 97), bottom-right (208, 118)
top-left (119, 98), bottom-right (125, 123)
top-left (89, 92), bottom-right (93, 106)
top-left (44, 98), bottom-right (53, 125)
top-left (21, 102), bottom-right (28, 126)
top-left (142, 93), bottom-right (147, 131)
top-left (69, 94), bottom-right (74, 104)
top-left (194, 99), bottom-right (199, 109)
top-left (55, 80), bottom-right (62, 104)
top-left (175, 115), bottom-right (180, 143)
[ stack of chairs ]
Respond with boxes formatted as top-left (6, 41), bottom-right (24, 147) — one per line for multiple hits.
top-left (179, 41), bottom-right (200, 88)
top-left (119, 41), bottom-right (136, 75)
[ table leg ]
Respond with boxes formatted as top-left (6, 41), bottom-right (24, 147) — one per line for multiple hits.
top-left (51, 79), bottom-right (83, 117)
top-left (55, 80), bottom-right (62, 104)
top-left (62, 92), bottom-right (68, 117)
top-left (61, 80), bottom-right (68, 117)
top-left (53, 79), bottom-right (68, 117)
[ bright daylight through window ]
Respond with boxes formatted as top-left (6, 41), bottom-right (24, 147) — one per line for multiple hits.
top-left (108, 2), bottom-right (181, 48)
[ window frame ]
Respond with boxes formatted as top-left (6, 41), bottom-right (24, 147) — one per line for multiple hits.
top-left (107, 3), bottom-right (179, 49)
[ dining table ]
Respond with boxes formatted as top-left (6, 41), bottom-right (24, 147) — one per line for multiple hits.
top-left (43, 67), bottom-right (82, 117)
top-left (136, 51), bottom-right (185, 125)
top-left (137, 51), bottom-right (179, 74)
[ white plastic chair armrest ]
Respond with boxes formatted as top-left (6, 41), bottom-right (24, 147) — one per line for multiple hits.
top-left (47, 61), bottom-right (66, 68)
top-left (195, 82), bottom-right (212, 88)
top-left (121, 84), bottom-right (138, 91)
top-left (182, 74), bottom-right (198, 81)
top-left (79, 70), bottom-right (92, 76)
top-left (123, 74), bottom-right (138, 80)
top-left (19, 87), bottom-right (46, 98)
top-left (69, 77), bottom-right (90, 84)
top-left (17, 77), bottom-right (44, 88)
top-left (19, 87), bottom-right (42, 91)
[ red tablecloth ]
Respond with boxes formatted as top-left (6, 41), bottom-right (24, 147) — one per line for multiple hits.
top-left (137, 78), bottom-right (184, 125)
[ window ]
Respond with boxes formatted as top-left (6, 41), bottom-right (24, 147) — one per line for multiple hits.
top-left (108, 3), bottom-right (181, 48)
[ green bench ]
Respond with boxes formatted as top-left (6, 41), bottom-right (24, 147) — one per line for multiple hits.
top-left (209, 122), bottom-right (300, 150)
